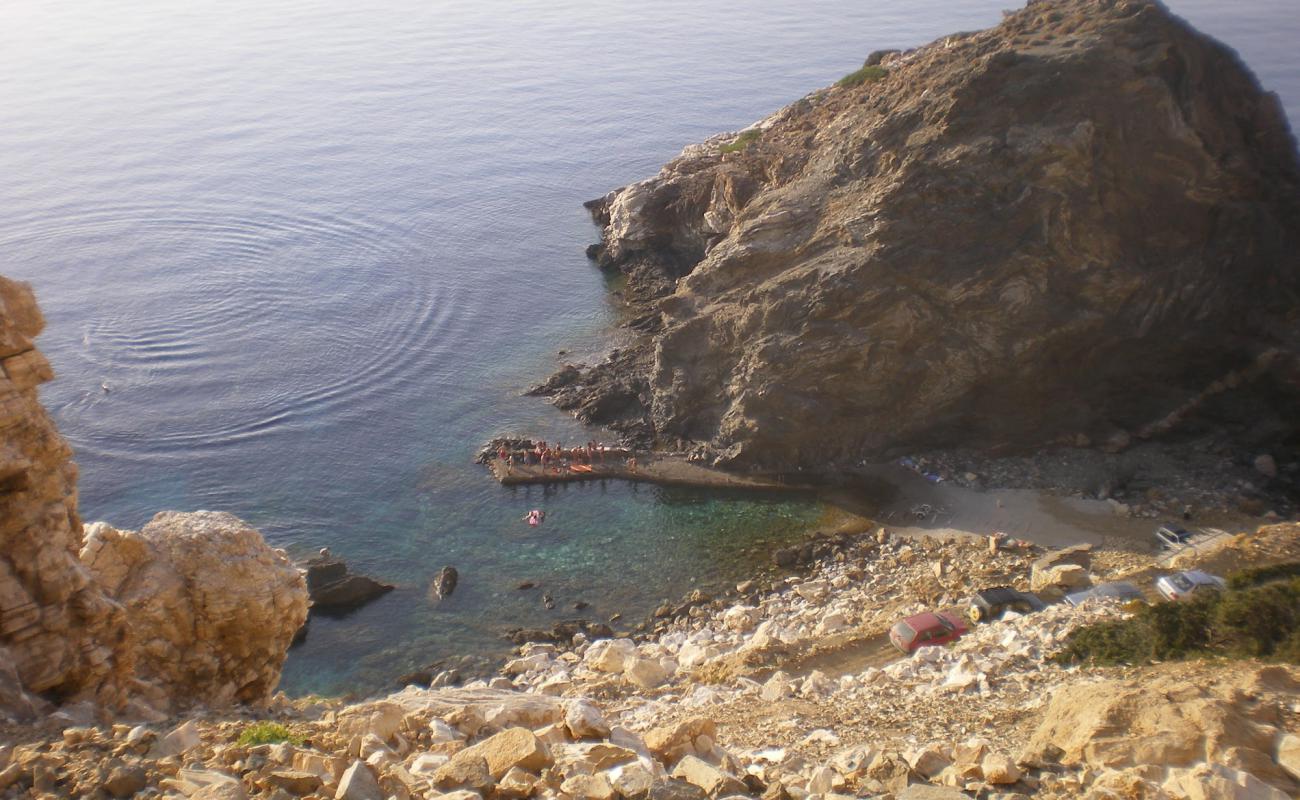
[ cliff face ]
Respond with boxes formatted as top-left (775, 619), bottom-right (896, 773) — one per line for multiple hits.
top-left (0, 277), bottom-right (308, 720)
top-left (0, 277), bottom-right (132, 715)
top-left (548, 0), bottom-right (1300, 468)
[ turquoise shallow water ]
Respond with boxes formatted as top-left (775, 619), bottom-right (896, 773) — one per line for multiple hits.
top-left (0, 0), bottom-right (1295, 695)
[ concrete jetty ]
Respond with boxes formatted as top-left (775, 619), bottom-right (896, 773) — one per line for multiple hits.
top-left (486, 451), bottom-right (811, 492)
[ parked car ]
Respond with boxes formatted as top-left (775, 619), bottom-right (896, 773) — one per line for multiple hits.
top-left (889, 611), bottom-right (970, 655)
top-left (1155, 523), bottom-right (1194, 549)
top-left (1155, 570), bottom-right (1226, 602)
top-left (967, 586), bottom-right (1046, 623)
top-left (1065, 581), bottom-right (1144, 606)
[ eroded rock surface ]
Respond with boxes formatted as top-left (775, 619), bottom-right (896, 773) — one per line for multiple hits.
top-left (0, 277), bottom-right (131, 717)
top-left (81, 512), bottom-right (309, 712)
top-left (548, 0), bottom-right (1300, 468)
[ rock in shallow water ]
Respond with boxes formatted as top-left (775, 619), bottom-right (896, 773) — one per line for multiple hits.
top-left (302, 556), bottom-right (393, 614)
top-left (431, 565), bottom-right (459, 600)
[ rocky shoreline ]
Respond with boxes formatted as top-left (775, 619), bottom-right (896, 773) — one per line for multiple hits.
top-left (6, 515), bottom-right (1298, 799)
top-left (3, 1), bottom-right (1300, 798)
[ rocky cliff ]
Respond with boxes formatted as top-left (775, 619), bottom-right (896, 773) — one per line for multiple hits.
top-left (0, 277), bottom-right (131, 716)
top-left (0, 277), bottom-right (308, 721)
top-left (547, 0), bottom-right (1300, 469)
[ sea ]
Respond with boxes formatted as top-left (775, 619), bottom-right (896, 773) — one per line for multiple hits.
top-left (1, 0), bottom-right (1296, 695)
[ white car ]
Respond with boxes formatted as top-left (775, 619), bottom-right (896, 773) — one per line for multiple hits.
top-left (1155, 570), bottom-right (1226, 602)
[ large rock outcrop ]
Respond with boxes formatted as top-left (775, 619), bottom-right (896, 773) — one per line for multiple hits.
top-left (0, 277), bottom-right (132, 716)
top-left (546, 0), bottom-right (1300, 468)
top-left (1027, 665), bottom-right (1300, 796)
top-left (0, 276), bottom-right (309, 719)
top-left (81, 512), bottom-right (309, 712)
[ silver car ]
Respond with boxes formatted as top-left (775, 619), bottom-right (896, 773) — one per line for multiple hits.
top-left (1155, 570), bottom-right (1225, 602)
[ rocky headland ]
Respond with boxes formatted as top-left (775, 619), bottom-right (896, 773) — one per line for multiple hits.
top-left (539, 0), bottom-right (1300, 478)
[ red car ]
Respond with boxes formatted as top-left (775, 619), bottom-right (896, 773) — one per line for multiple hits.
top-left (889, 611), bottom-right (970, 655)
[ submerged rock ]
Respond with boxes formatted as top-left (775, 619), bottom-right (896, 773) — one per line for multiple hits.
top-left (303, 555), bottom-right (393, 614)
top-left (544, 0), bottom-right (1300, 468)
top-left (431, 565), bottom-right (459, 600)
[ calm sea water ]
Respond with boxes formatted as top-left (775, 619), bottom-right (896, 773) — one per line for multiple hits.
top-left (2, 0), bottom-right (1295, 695)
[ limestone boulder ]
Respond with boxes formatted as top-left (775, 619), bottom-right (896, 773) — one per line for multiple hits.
top-left (337, 701), bottom-right (405, 747)
top-left (980, 752), bottom-right (1020, 785)
top-left (1163, 763), bottom-right (1290, 800)
top-left (624, 656), bottom-right (671, 689)
top-left (565, 699), bottom-right (611, 739)
top-left (433, 754), bottom-right (495, 792)
top-left (448, 727), bottom-right (551, 779)
top-left (1028, 668), bottom-right (1298, 790)
top-left (562, 772), bottom-right (616, 800)
top-left (1278, 733), bottom-right (1300, 782)
top-left (81, 511), bottom-right (309, 710)
top-left (722, 605), bottom-right (760, 633)
top-left (670, 756), bottom-right (746, 797)
top-left (336, 760), bottom-right (384, 800)
top-left (586, 639), bottom-right (638, 673)
top-left (498, 766), bottom-right (539, 798)
top-left (1030, 563), bottom-right (1090, 593)
top-left (905, 745), bottom-right (952, 779)
top-left (644, 718), bottom-right (717, 765)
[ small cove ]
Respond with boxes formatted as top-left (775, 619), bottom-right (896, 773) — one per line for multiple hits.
top-left (0, 0), bottom-right (1295, 696)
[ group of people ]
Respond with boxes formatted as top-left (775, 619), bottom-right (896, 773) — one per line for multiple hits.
top-left (496, 440), bottom-right (634, 475)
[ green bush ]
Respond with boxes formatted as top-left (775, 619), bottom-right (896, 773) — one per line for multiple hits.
top-left (719, 129), bottom-right (761, 154)
top-left (236, 721), bottom-right (304, 747)
top-left (837, 65), bottom-right (889, 88)
top-left (1226, 561), bottom-right (1300, 590)
top-left (1052, 616), bottom-right (1151, 665)
top-left (1213, 578), bottom-right (1300, 656)
top-left (1053, 578), bottom-right (1300, 666)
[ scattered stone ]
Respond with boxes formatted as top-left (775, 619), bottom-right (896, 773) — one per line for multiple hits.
top-left (671, 755), bottom-right (746, 797)
top-left (981, 752), bottom-right (1021, 784)
top-left (611, 762), bottom-right (657, 800)
top-left (451, 727), bottom-right (551, 778)
top-left (102, 764), bottom-right (147, 797)
top-left (645, 718), bottom-right (717, 764)
top-left (624, 656), bottom-right (671, 689)
top-left (433, 755), bottom-right (495, 793)
top-left (1254, 454), bottom-right (1279, 478)
top-left (263, 769), bottom-right (323, 795)
top-left (561, 772), bottom-right (617, 800)
top-left (498, 767), bottom-right (539, 798)
top-left (150, 719), bottom-right (202, 758)
top-left (586, 639), bottom-right (638, 673)
top-left (335, 760), bottom-right (383, 800)
top-left (1278, 733), bottom-right (1300, 782)
top-left (565, 699), bottom-right (611, 739)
